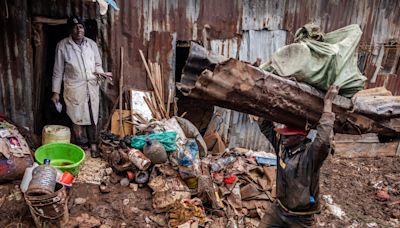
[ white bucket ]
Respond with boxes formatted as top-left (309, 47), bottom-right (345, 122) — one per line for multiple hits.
top-left (42, 125), bottom-right (71, 145)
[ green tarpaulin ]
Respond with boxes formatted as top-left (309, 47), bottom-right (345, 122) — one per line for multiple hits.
top-left (260, 24), bottom-right (366, 98)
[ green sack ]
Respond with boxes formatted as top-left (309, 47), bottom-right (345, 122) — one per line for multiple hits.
top-left (260, 24), bottom-right (366, 98)
top-left (131, 131), bottom-right (177, 151)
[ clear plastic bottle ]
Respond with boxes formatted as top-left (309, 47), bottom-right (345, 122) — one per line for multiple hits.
top-left (211, 156), bottom-right (236, 172)
top-left (20, 162), bottom-right (39, 193)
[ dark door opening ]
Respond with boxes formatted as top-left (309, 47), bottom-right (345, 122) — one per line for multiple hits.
top-left (175, 41), bottom-right (213, 134)
top-left (34, 19), bottom-right (98, 135)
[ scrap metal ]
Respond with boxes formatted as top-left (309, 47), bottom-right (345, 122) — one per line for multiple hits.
top-left (177, 43), bottom-right (400, 136)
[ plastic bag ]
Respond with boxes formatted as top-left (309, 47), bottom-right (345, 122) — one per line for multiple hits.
top-left (177, 139), bottom-right (199, 166)
top-left (131, 131), bottom-right (177, 151)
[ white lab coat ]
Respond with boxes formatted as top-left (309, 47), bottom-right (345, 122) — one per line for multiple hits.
top-left (52, 36), bottom-right (104, 125)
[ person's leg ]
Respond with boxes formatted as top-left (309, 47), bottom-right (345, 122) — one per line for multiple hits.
top-left (283, 214), bottom-right (315, 228)
top-left (72, 124), bottom-right (88, 147)
top-left (87, 98), bottom-right (99, 158)
top-left (87, 123), bottom-right (99, 157)
top-left (258, 203), bottom-right (286, 228)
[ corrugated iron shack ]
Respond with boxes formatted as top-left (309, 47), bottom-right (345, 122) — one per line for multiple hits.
top-left (1, 0), bottom-right (399, 133)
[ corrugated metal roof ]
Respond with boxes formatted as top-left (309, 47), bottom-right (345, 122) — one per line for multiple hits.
top-left (1, 0), bottom-right (400, 130)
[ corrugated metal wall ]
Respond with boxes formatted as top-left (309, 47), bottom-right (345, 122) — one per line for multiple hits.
top-left (0, 0), bottom-right (33, 128)
top-left (1, 0), bottom-right (400, 130)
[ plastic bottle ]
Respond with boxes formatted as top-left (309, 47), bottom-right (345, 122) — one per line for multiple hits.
top-left (26, 158), bottom-right (57, 195)
top-left (20, 162), bottom-right (39, 193)
top-left (143, 138), bottom-right (168, 164)
top-left (211, 156), bottom-right (236, 172)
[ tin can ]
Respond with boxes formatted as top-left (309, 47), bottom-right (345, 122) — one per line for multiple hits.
top-left (127, 149), bottom-right (151, 170)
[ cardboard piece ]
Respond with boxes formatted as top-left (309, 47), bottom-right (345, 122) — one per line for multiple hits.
top-left (111, 110), bottom-right (132, 136)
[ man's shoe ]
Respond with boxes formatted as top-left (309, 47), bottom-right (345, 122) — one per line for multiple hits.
top-left (90, 144), bottom-right (100, 158)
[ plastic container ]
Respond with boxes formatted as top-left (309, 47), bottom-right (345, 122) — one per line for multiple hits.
top-left (42, 125), bottom-right (71, 145)
top-left (20, 162), bottom-right (39, 193)
top-left (211, 156), bottom-right (236, 172)
top-left (59, 171), bottom-right (75, 185)
top-left (26, 159), bottom-right (57, 196)
top-left (143, 138), bottom-right (168, 164)
top-left (34, 143), bottom-right (85, 175)
top-left (135, 170), bottom-right (149, 184)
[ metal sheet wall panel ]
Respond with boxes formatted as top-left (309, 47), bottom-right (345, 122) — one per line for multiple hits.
top-left (31, 0), bottom-right (97, 19)
top-left (242, 0), bottom-right (285, 31)
top-left (196, 0), bottom-right (242, 39)
top-left (211, 107), bottom-right (274, 152)
top-left (0, 0), bottom-right (33, 129)
top-left (282, 0), bottom-right (400, 45)
top-left (210, 38), bottom-right (240, 58)
top-left (239, 29), bottom-right (287, 63)
top-left (2, 0), bottom-right (400, 130)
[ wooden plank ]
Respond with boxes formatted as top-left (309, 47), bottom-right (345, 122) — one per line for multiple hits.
top-left (334, 142), bottom-right (399, 158)
top-left (111, 110), bottom-right (132, 136)
top-left (33, 16), bottom-right (67, 25)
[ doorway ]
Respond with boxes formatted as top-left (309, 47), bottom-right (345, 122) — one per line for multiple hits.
top-left (174, 41), bottom-right (213, 134)
top-left (32, 19), bottom-right (98, 135)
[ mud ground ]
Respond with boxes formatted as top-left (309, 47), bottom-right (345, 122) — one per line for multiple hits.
top-left (0, 156), bottom-right (399, 227)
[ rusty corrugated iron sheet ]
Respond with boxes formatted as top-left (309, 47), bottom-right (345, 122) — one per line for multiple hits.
top-left (31, 0), bottom-right (97, 18)
top-left (207, 107), bottom-right (275, 152)
top-left (177, 43), bottom-right (399, 136)
top-left (1, 0), bottom-right (400, 131)
top-left (0, 0), bottom-right (33, 129)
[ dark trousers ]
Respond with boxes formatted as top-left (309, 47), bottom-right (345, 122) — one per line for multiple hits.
top-left (72, 99), bottom-right (98, 145)
top-left (258, 202), bottom-right (315, 228)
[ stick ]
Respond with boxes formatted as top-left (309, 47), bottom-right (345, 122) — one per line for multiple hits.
top-left (138, 50), bottom-right (167, 117)
top-left (166, 88), bottom-right (172, 118)
top-left (180, 112), bottom-right (187, 118)
top-left (102, 94), bottom-right (120, 131)
top-left (144, 95), bottom-right (161, 120)
top-left (119, 46), bottom-right (124, 136)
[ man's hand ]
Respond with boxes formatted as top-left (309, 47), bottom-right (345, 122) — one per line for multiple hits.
top-left (323, 85), bottom-right (339, 113)
top-left (51, 92), bottom-right (60, 105)
top-left (94, 72), bottom-right (113, 80)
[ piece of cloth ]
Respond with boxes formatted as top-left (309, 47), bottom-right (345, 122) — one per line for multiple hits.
top-left (71, 99), bottom-right (98, 145)
top-left (53, 36), bottom-right (104, 125)
top-left (131, 132), bottom-right (177, 151)
top-left (276, 112), bottom-right (335, 215)
top-left (260, 24), bottom-right (366, 98)
top-left (258, 202), bottom-right (314, 228)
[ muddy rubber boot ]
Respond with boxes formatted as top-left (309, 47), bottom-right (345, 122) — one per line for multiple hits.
top-left (90, 144), bottom-right (100, 158)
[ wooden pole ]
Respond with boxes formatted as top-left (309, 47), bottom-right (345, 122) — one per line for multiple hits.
top-left (119, 46), bottom-right (124, 136)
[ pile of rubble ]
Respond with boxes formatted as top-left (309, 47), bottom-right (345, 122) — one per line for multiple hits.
top-left (98, 115), bottom-right (277, 227)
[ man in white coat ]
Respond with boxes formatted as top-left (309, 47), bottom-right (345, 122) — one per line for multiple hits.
top-left (51, 16), bottom-right (104, 158)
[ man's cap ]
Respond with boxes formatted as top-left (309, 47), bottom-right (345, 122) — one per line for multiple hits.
top-left (67, 16), bottom-right (85, 28)
top-left (274, 125), bottom-right (308, 136)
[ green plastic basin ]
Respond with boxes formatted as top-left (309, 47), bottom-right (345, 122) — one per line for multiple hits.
top-left (34, 143), bottom-right (85, 175)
